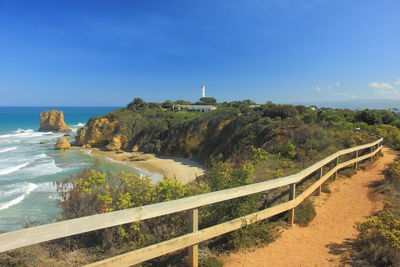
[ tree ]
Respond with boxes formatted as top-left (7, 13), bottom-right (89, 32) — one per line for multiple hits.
top-left (379, 110), bottom-right (396, 124)
top-left (199, 97), bottom-right (217, 105)
top-left (175, 100), bottom-right (191, 105)
top-left (356, 110), bottom-right (381, 125)
top-left (161, 100), bottom-right (173, 109)
top-left (127, 98), bottom-right (148, 111)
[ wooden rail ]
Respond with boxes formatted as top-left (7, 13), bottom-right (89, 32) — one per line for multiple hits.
top-left (0, 138), bottom-right (384, 267)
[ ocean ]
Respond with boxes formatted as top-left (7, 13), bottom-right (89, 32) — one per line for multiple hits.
top-left (0, 107), bottom-right (142, 232)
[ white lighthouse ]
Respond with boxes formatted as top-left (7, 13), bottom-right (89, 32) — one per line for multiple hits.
top-left (201, 84), bottom-right (206, 98)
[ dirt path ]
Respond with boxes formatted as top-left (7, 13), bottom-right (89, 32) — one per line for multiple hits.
top-left (220, 147), bottom-right (397, 267)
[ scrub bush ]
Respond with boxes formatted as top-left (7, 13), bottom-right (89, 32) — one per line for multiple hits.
top-left (294, 199), bottom-right (316, 227)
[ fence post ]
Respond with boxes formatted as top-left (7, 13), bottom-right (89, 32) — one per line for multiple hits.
top-left (334, 156), bottom-right (339, 180)
top-left (188, 208), bottom-right (199, 267)
top-left (354, 150), bottom-right (359, 171)
top-left (288, 183), bottom-right (296, 226)
top-left (370, 147), bottom-right (373, 162)
top-left (315, 167), bottom-right (323, 196)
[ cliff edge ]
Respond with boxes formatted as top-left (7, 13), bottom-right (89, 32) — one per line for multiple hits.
top-left (39, 110), bottom-right (71, 133)
top-left (75, 106), bottom-right (235, 163)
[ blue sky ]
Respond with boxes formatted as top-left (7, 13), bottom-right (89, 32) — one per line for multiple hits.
top-left (0, 0), bottom-right (399, 106)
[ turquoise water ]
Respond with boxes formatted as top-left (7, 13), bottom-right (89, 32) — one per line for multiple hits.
top-left (0, 107), bottom-right (143, 232)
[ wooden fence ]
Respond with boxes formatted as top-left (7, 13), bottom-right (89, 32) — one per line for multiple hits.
top-left (0, 138), bottom-right (384, 267)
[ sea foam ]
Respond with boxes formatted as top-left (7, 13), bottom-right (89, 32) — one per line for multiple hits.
top-left (0, 183), bottom-right (37, 211)
top-left (35, 182), bottom-right (58, 193)
top-left (0, 161), bottom-right (30, 175)
top-left (80, 149), bottom-right (92, 155)
top-left (21, 159), bottom-right (62, 177)
top-left (15, 129), bottom-right (34, 133)
top-left (0, 129), bottom-right (53, 139)
top-left (0, 153), bottom-right (49, 176)
top-left (70, 122), bottom-right (85, 133)
top-left (0, 146), bottom-right (17, 153)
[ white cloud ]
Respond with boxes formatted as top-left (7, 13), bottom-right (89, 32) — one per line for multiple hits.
top-left (395, 79), bottom-right (400, 85)
top-left (368, 81), bottom-right (400, 97)
top-left (368, 82), bottom-right (394, 89)
top-left (375, 87), bottom-right (400, 96)
top-left (313, 87), bottom-right (321, 92)
top-left (336, 82), bottom-right (340, 87)
top-left (334, 92), bottom-right (357, 99)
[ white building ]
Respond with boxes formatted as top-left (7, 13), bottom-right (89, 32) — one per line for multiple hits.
top-left (187, 105), bottom-right (216, 112)
top-left (172, 104), bottom-right (216, 112)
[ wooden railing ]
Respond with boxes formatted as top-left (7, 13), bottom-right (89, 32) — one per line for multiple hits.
top-left (0, 138), bottom-right (384, 267)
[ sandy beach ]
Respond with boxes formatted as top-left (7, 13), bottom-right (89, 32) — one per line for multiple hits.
top-left (85, 148), bottom-right (206, 184)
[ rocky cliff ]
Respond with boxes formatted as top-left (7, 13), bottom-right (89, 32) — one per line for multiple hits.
top-left (76, 117), bottom-right (129, 149)
top-left (75, 108), bottom-right (234, 163)
top-left (39, 110), bottom-right (71, 133)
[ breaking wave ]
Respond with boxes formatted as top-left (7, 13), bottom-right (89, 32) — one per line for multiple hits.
top-left (0, 130), bottom-right (52, 139)
top-left (0, 146), bottom-right (17, 153)
top-left (21, 159), bottom-right (62, 177)
top-left (70, 122), bottom-right (85, 133)
top-left (0, 162), bottom-right (30, 175)
top-left (0, 153), bottom-right (49, 176)
top-left (0, 183), bottom-right (37, 211)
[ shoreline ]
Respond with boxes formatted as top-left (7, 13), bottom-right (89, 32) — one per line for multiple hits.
top-left (77, 147), bottom-right (206, 184)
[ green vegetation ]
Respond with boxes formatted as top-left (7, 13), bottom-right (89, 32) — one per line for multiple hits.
top-left (55, 169), bottom-right (210, 264)
top-left (82, 98), bottom-right (400, 165)
top-left (354, 160), bottom-right (400, 267)
top-left (198, 97), bottom-right (217, 106)
top-left (3, 99), bottom-right (400, 266)
top-left (200, 256), bottom-right (223, 267)
top-left (294, 199), bottom-right (317, 227)
top-left (355, 203), bottom-right (400, 266)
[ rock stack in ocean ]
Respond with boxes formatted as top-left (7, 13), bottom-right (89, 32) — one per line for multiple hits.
top-left (39, 110), bottom-right (71, 133)
top-left (55, 137), bottom-right (71, 150)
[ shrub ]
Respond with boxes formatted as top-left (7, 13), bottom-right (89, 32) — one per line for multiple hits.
top-left (0, 245), bottom-right (55, 267)
top-left (202, 160), bottom-right (279, 250)
top-left (366, 124), bottom-right (400, 150)
top-left (384, 161), bottom-right (400, 183)
top-left (229, 220), bottom-right (278, 249)
top-left (55, 169), bottom-right (209, 250)
top-left (294, 199), bottom-right (316, 227)
top-left (339, 167), bottom-right (356, 178)
top-left (354, 203), bottom-right (400, 266)
top-left (200, 257), bottom-right (223, 267)
top-left (321, 183), bottom-right (331, 193)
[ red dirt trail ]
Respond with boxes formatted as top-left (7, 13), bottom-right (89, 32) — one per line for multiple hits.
top-left (220, 147), bottom-right (397, 267)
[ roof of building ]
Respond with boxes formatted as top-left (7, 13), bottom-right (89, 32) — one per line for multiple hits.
top-left (187, 105), bottom-right (216, 109)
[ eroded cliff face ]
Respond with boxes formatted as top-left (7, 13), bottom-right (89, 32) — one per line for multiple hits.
top-left (160, 120), bottom-right (233, 160)
top-left (76, 117), bottom-right (128, 150)
top-left (75, 114), bottom-right (234, 162)
top-left (39, 110), bottom-right (71, 133)
top-left (106, 135), bottom-right (129, 151)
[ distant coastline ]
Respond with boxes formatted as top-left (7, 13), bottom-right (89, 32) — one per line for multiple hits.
top-left (290, 99), bottom-right (400, 110)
